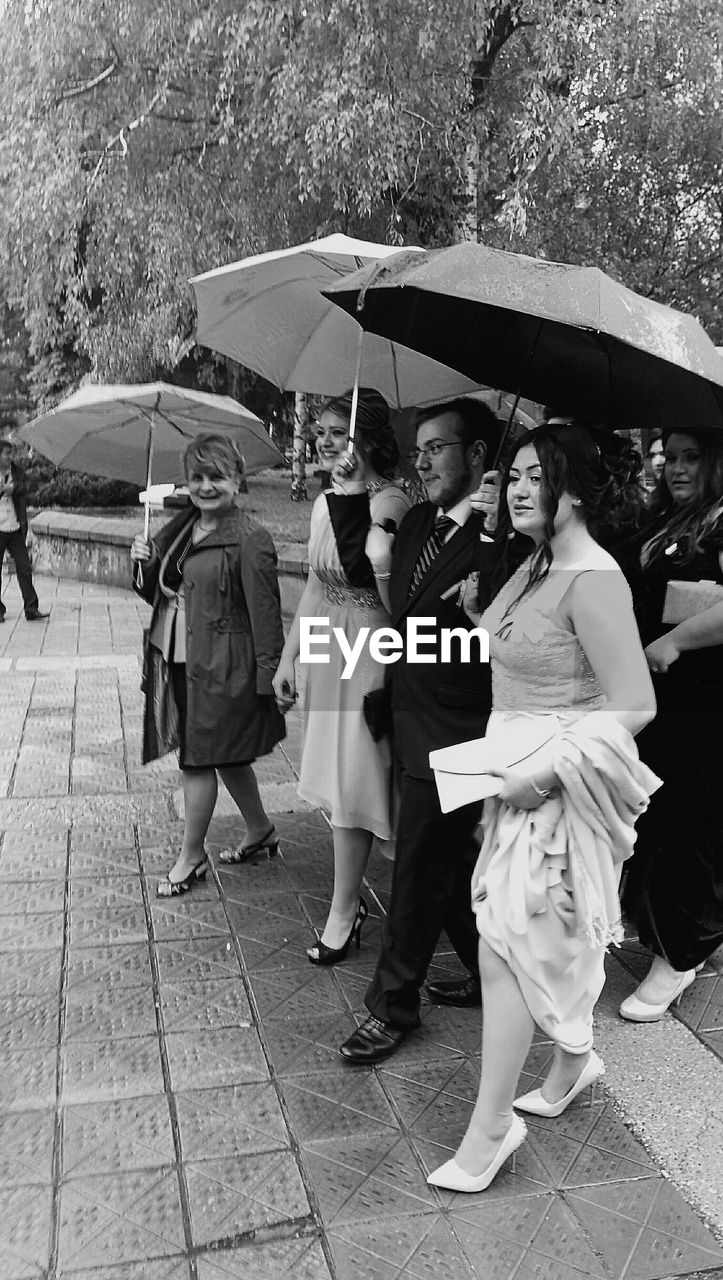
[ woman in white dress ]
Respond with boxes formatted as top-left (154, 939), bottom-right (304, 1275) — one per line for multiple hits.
top-left (428, 423), bottom-right (658, 1193)
top-left (273, 390), bottom-right (414, 964)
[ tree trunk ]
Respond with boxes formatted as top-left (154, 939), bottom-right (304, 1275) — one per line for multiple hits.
top-left (291, 391), bottom-right (308, 502)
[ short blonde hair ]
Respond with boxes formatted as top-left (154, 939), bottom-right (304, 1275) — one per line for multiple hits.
top-left (183, 434), bottom-right (245, 483)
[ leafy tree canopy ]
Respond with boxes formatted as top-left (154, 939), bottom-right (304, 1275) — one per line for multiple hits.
top-left (0, 0), bottom-right (720, 416)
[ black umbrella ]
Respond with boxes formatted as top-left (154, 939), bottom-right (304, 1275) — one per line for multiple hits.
top-left (323, 243), bottom-right (723, 435)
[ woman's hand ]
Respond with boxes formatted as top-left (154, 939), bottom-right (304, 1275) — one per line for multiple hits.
top-left (470, 469), bottom-right (502, 534)
top-left (644, 635), bottom-right (680, 674)
top-left (365, 523), bottom-right (394, 577)
top-left (331, 445), bottom-right (368, 491)
top-left (486, 767), bottom-right (549, 810)
top-left (130, 534), bottom-right (153, 564)
top-left (273, 661), bottom-right (297, 713)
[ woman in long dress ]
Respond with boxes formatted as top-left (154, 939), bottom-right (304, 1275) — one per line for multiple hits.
top-left (273, 389), bottom-right (414, 964)
top-left (620, 428), bottom-right (723, 1019)
top-left (428, 423), bottom-right (658, 1194)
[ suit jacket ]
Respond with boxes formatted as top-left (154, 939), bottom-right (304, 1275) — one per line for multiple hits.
top-left (389, 502), bottom-right (497, 779)
top-left (327, 490), bottom-right (500, 779)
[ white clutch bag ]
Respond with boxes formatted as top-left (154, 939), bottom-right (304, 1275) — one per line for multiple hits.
top-left (429, 716), bottom-right (559, 813)
top-left (661, 579), bottom-right (723, 625)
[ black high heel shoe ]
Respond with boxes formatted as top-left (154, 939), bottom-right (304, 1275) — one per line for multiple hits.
top-left (156, 857), bottom-right (209, 898)
top-left (218, 826), bottom-right (279, 864)
top-left (307, 897), bottom-right (368, 966)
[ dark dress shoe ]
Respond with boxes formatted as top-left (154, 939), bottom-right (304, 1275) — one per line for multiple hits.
top-left (339, 1016), bottom-right (408, 1064)
top-left (25, 609), bottom-right (49, 621)
top-left (426, 975), bottom-right (482, 1007)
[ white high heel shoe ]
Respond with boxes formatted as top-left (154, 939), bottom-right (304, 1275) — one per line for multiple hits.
top-left (514, 1050), bottom-right (605, 1117)
top-left (619, 967), bottom-right (696, 1022)
top-left (426, 1114), bottom-right (527, 1192)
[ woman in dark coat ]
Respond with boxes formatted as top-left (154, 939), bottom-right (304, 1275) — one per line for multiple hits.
top-left (131, 433), bottom-right (285, 896)
top-left (620, 427), bottom-right (723, 1019)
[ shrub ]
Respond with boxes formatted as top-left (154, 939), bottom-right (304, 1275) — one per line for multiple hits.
top-left (18, 444), bottom-right (140, 508)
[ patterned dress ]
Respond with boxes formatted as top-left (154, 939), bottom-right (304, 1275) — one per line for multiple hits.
top-left (297, 483), bottom-right (412, 839)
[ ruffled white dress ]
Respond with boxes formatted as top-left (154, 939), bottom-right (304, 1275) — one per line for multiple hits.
top-left (472, 552), bottom-right (636, 1053)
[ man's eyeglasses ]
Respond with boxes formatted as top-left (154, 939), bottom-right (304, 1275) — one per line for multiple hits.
top-left (407, 439), bottom-right (465, 465)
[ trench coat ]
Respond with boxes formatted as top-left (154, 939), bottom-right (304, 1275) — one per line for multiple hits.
top-left (135, 505), bottom-right (286, 767)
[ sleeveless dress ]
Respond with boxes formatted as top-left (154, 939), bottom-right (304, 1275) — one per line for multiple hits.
top-left (297, 483), bottom-right (412, 839)
top-left (472, 550), bottom-right (619, 1053)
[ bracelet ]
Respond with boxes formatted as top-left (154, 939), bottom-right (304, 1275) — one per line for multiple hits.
top-left (528, 777), bottom-right (551, 799)
top-left (373, 570), bottom-right (391, 580)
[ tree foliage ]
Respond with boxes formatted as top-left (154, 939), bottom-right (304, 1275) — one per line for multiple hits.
top-left (0, 0), bottom-right (720, 418)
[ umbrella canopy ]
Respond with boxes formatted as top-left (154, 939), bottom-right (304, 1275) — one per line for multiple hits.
top-left (20, 382), bottom-right (284, 488)
top-left (323, 243), bottom-right (723, 431)
top-left (190, 233), bottom-right (486, 409)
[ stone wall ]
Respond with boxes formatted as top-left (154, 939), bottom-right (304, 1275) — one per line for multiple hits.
top-left (29, 510), bottom-right (307, 622)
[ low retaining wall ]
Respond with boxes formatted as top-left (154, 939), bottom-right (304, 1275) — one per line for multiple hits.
top-left (29, 511), bottom-right (308, 622)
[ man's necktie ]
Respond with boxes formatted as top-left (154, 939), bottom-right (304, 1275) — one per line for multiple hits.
top-left (408, 515), bottom-right (455, 596)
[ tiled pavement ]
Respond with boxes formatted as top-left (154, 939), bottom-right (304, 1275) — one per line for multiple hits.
top-left (0, 575), bottom-right (722, 1280)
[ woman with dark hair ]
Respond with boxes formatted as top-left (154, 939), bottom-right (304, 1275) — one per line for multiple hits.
top-left (620, 427), bottom-right (723, 1019)
top-left (427, 422), bottom-right (658, 1194)
top-left (273, 389), bottom-right (415, 964)
top-left (131, 433), bottom-right (285, 894)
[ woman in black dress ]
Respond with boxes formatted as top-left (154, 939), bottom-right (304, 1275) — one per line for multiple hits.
top-left (620, 428), bottom-right (723, 1019)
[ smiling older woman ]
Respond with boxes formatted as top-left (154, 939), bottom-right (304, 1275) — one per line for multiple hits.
top-left (131, 433), bottom-right (285, 896)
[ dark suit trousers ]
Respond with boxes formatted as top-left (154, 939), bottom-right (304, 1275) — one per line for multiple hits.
top-left (0, 528), bottom-right (38, 616)
top-left (365, 767), bottom-right (483, 1030)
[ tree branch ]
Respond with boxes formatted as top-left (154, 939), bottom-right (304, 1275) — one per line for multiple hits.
top-left (86, 90), bottom-right (164, 194)
top-left (58, 61), bottom-right (118, 102)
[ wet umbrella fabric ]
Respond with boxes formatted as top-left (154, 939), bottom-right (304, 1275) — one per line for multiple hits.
top-left (190, 234), bottom-right (486, 409)
top-left (19, 382), bottom-right (284, 488)
top-left (323, 243), bottom-right (723, 431)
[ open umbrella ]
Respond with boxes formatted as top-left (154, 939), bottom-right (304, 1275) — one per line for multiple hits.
top-left (20, 382), bottom-right (284, 538)
top-left (190, 235), bottom-right (487, 426)
top-left (323, 243), bottom-right (723, 435)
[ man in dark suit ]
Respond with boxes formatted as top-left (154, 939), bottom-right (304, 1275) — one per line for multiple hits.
top-left (0, 438), bottom-right (48, 622)
top-left (337, 399), bottom-right (502, 1064)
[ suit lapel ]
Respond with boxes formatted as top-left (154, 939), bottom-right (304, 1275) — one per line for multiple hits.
top-left (396, 517), bottom-right (482, 624)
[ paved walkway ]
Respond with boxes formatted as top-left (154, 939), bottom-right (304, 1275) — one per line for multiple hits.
top-left (1, 574), bottom-right (722, 1280)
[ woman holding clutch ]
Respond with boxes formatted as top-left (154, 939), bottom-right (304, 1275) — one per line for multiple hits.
top-left (427, 422), bottom-right (658, 1194)
top-left (620, 428), bottom-right (723, 1019)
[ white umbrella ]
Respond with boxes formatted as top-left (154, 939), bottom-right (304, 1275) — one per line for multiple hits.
top-left (20, 381), bottom-right (284, 538)
top-left (190, 234), bottom-right (487, 440)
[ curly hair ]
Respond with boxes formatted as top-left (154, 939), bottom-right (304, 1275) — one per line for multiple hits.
top-left (641, 428), bottom-right (723, 567)
top-left (319, 387), bottom-right (399, 479)
top-left (493, 422), bottom-right (643, 606)
top-left (182, 434), bottom-right (245, 484)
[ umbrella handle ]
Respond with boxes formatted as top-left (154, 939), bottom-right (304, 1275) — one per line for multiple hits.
top-left (493, 318), bottom-right (545, 468)
top-left (136, 397), bottom-right (158, 592)
top-left (347, 328), bottom-right (364, 449)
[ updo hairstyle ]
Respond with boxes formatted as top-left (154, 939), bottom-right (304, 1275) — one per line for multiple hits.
top-left (320, 387), bottom-right (399, 480)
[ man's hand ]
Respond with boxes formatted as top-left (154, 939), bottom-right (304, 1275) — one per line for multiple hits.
top-left (470, 469), bottom-right (502, 534)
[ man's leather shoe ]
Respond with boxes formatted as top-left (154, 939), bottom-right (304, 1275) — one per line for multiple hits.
top-left (339, 1016), bottom-right (408, 1064)
top-left (25, 609), bottom-right (49, 621)
top-left (426, 975), bottom-right (482, 1007)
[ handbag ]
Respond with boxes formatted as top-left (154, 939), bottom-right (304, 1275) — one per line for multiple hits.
top-left (661, 579), bottom-right (723, 625)
top-left (141, 632), bottom-right (181, 762)
top-left (363, 682), bottom-right (393, 743)
top-left (429, 716), bottom-right (559, 813)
